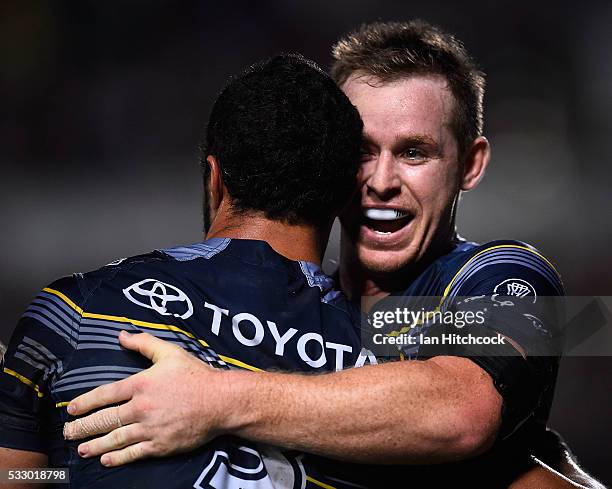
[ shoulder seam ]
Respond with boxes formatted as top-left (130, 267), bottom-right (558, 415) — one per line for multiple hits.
top-left (442, 244), bottom-right (564, 303)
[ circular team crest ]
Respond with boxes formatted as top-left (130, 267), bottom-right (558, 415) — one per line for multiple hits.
top-left (492, 278), bottom-right (537, 304)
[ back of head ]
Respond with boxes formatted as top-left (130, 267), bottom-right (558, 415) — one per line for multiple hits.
top-left (203, 54), bottom-right (363, 229)
top-left (331, 20), bottom-right (485, 156)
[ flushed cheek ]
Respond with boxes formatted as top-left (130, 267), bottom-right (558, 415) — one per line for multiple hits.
top-left (417, 194), bottom-right (453, 233)
top-left (409, 171), bottom-right (457, 217)
top-left (407, 189), bottom-right (455, 246)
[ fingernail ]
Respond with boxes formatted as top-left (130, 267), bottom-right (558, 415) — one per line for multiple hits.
top-left (119, 330), bottom-right (130, 339)
top-left (101, 455), bottom-right (111, 466)
top-left (78, 444), bottom-right (89, 457)
top-left (67, 404), bottom-right (76, 415)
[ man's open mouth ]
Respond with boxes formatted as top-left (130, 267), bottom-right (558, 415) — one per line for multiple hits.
top-left (362, 208), bottom-right (413, 234)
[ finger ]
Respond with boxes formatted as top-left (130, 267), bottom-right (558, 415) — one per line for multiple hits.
top-left (118, 331), bottom-right (182, 363)
top-left (100, 441), bottom-right (154, 467)
top-left (64, 403), bottom-right (135, 440)
top-left (77, 423), bottom-right (146, 458)
top-left (67, 375), bottom-right (134, 416)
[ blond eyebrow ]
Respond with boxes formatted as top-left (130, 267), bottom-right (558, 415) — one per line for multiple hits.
top-left (395, 134), bottom-right (444, 158)
top-left (393, 134), bottom-right (437, 146)
top-left (360, 133), bottom-right (441, 155)
top-left (362, 132), bottom-right (438, 146)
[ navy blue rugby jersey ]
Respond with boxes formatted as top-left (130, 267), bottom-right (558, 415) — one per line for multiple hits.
top-left (314, 238), bottom-right (566, 488)
top-left (0, 238), bottom-right (376, 489)
top-left (374, 238), bottom-right (564, 436)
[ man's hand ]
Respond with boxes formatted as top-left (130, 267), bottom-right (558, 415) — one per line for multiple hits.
top-left (63, 331), bottom-right (233, 467)
top-left (64, 332), bottom-right (502, 467)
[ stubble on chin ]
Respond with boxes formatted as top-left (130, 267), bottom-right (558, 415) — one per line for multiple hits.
top-left (358, 247), bottom-right (415, 276)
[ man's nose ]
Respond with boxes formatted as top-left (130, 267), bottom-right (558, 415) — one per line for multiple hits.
top-left (365, 152), bottom-right (401, 200)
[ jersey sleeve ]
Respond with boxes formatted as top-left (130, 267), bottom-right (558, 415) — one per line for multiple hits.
top-left (421, 242), bottom-right (564, 438)
top-left (0, 276), bottom-right (81, 453)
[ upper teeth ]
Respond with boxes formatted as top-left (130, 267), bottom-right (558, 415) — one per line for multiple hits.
top-left (364, 209), bottom-right (408, 221)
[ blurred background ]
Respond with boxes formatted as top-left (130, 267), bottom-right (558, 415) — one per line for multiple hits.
top-left (1, 0), bottom-right (610, 484)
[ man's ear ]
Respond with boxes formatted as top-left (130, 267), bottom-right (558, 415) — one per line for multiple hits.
top-left (461, 136), bottom-right (491, 191)
top-left (206, 155), bottom-right (225, 214)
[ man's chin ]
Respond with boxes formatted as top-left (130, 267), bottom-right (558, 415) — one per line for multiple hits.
top-left (357, 247), bottom-right (417, 276)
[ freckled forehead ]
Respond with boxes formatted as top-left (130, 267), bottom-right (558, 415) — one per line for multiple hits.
top-left (341, 74), bottom-right (455, 138)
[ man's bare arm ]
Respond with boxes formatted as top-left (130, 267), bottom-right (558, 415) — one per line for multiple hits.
top-left (64, 332), bottom-right (502, 466)
top-left (224, 356), bottom-right (501, 464)
top-left (0, 448), bottom-right (48, 489)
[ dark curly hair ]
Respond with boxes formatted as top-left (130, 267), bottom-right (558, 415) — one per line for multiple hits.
top-left (202, 53), bottom-right (363, 229)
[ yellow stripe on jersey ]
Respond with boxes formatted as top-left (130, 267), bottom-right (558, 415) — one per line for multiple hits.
top-left (56, 401), bottom-right (69, 408)
top-left (43, 287), bottom-right (84, 315)
top-left (307, 476), bottom-right (337, 489)
top-left (219, 355), bottom-right (262, 372)
top-left (44, 287), bottom-right (208, 346)
top-left (44, 287), bottom-right (263, 372)
top-left (3, 367), bottom-right (44, 398)
top-left (370, 245), bottom-right (561, 341)
top-left (441, 244), bottom-right (561, 304)
top-left (83, 311), bottom-right (205, 343)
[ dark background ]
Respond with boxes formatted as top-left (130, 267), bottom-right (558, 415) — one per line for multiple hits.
top-left (1, 0), bottom-right (610, 484)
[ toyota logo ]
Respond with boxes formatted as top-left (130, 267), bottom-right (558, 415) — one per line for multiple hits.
top-left (123, 279), bottom-right (194, 319)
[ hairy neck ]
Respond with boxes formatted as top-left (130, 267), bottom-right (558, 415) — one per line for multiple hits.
top-left (206, 210), bottom-right (329, 265)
